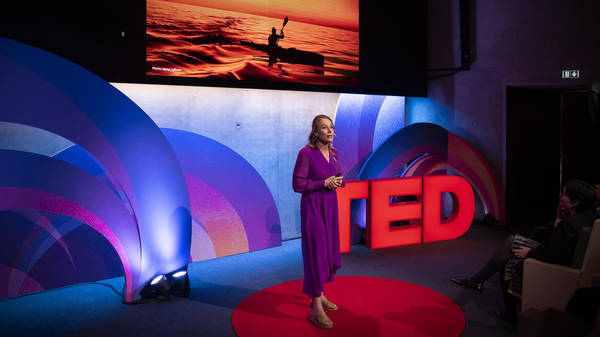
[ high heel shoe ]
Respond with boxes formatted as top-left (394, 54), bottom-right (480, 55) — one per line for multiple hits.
top-left (310, 299), bottom-right (338, 311)
top-left (308, 311), bottom-right (333, 329)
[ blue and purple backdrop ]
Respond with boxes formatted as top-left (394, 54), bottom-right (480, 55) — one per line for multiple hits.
top-left (0, 38), bottom-right (502, 301)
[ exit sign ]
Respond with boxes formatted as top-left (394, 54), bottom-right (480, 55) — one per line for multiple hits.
top-left (562, 70), bottom-right (580, 79)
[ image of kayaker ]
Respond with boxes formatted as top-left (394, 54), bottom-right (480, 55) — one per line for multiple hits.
top-left (268, 26), bottom-right (284, 65)
top-left (147, 2), bottom-right (358, 85)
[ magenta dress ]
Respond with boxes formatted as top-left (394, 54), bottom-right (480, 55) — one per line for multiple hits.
top-left (292, 145), bottom-right (342, 298)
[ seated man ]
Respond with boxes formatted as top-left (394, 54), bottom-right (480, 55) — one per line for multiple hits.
top-left (451, 180), bottom-right (598, 324)
top-left (267, 27), bottom-right (284, 65)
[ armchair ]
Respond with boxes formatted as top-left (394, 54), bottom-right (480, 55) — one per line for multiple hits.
top-left (521, 220), bottom-right (600, 312)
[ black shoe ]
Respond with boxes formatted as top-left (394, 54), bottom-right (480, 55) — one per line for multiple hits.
top-left (451, 278), bottom-right (483, 292)
top-left (495, 308), bottom-right (517, 325)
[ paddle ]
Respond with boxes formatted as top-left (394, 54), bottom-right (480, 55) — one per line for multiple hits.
top-left (282, 16), bottom-right (288, 32)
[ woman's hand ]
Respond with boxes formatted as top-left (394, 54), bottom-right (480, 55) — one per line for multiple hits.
top-left (512, 246), bottom-right (531, 259)
top-left (554, 217), bottom-right (561, 228)
top-left (325, 176), bottom-right (343, 190)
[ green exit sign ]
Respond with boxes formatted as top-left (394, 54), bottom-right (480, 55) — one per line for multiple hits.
top-left (562, 70), bottom-right (580, 79)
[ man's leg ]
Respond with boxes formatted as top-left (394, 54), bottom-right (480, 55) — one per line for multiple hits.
top-left (471, 234), bottom-right (514, 283)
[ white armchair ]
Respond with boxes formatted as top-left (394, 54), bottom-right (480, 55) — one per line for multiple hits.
top-left (521, 220), bottom-right (600, 312)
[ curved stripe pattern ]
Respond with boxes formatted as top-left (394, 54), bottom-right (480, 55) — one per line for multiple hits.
top-left (0, 150), bottom-right (139, 299)
top-left (1, 210), bottom-right (122, 299)
top-left (162, 128), bottom-right (281, 256)
top-left (0, 38), bottom-right (191, 301)
top-left (358, 123), bottom-right (504, 223)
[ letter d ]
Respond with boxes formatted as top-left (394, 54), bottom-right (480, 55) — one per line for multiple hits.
top-left (422, 175), bottom-right (475, 243)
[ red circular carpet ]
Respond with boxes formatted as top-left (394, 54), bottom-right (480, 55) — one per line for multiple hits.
top-left (231, 276), bottom-right (465, 337)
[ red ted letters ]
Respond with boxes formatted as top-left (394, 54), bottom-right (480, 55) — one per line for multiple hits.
top-left (336, 175), bottom-right (475, 252)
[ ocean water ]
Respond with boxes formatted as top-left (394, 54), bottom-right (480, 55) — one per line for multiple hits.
top-left (147, 0), bottom-right (359, 86)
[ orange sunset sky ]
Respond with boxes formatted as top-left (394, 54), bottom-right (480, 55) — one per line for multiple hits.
top-left (160, 0), bottom-right (359, 31)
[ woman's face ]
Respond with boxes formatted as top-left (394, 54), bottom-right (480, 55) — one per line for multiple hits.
top-left (559, 188), bottom-right (580, 215)
top-left (314, 118), bottom-right (334, 145)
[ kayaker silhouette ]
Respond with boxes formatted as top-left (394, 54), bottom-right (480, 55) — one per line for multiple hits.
top-left (268, 27), bottom-right (284, 48)
top-left (268, 17), bottom-right (287, 65)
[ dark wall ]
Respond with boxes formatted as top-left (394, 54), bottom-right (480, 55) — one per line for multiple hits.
top-left (411, 0), bottom-right (600, 222)
top-left (0, 1), bottom-right (146, 82)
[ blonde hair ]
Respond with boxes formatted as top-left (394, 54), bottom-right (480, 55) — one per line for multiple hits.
top-left (308, 114), bottom-right (337, 160)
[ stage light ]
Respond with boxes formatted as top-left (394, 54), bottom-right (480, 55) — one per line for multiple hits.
top-left (140, 274), bottom-right (172, 301)
top-left (168, 268), bottom-right (190, 298)
top-left (138, 268), bottom-right (190, 302)
top-left (151, 275), bottom-right (165, 285)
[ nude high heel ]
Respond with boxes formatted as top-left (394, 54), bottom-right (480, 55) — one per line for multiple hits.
top-left (308, 311), bottom-right (333, 329)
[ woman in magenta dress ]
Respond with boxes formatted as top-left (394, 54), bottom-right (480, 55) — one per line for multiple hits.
top-left (292, 114), bottom-right (344, 329)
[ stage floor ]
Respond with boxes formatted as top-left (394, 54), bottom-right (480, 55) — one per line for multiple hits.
top-left (0, 224), bottom-right (518, 337)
